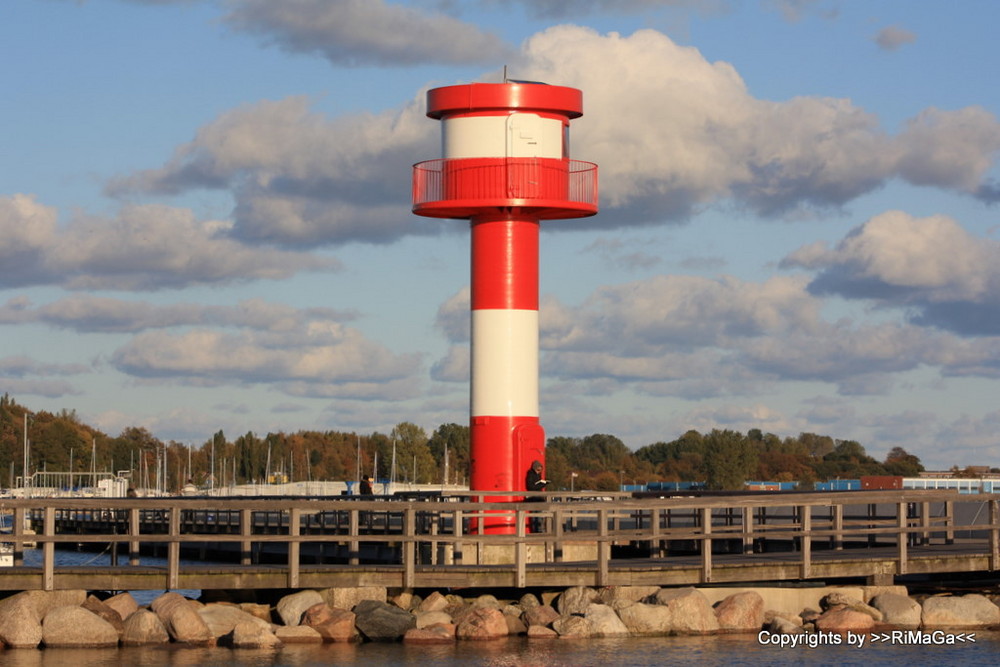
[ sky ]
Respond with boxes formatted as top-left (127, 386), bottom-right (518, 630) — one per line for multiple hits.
top-left (2, 0), bottom-right (999, 471)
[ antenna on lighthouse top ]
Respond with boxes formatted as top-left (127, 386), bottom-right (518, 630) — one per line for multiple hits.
top-left (503, 65), bottom-right (508, 83)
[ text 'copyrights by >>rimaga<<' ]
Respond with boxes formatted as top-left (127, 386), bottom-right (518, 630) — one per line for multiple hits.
top-left (758, 630), bottom-right (977, 649)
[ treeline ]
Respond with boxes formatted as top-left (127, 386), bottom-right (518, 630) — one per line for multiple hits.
top-left (0, 395), bottom-right (948, 493)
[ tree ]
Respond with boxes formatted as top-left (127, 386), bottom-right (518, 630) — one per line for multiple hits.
top-left (427, 423), bottom-right (469, 485)
top-left (884, 447), bottom-right (924, 477)
top-left (703, 429), bottom-right (757, 490)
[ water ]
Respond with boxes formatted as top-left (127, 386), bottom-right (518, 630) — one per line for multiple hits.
top-left (4, 633), bottom-right (999, 667)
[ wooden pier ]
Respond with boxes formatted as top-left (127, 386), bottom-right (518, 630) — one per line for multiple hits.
top-left (1, 489), bottom-right (998, 593)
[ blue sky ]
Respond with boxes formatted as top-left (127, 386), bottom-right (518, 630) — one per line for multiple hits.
top-left (2, 0), bottom-right (999, 470)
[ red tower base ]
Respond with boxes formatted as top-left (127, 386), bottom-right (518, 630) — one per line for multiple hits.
top-left (470, 415), bottom-right (545, 533)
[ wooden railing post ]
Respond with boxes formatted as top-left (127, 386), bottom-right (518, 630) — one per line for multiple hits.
top-left (597, 508), bottom-right (609, 587)
top-left (168, 506), bottom-right (180, 590)
top-left (833, 504), bottom-right (844, 551)
top-left (403, 507), bottom-right (416, 589)
top-left (452, 509), bottom-right (463, 565)
top-left (800, 505), bottom-right (811, 579)
top-left (288, 508), bottom-right (300, 589)
top-left (990, 498), bottom-right (999, 571)
top-left (897, 501), bottom-right (908, 575)
top-left (921, 501), bottom-right (931, 546)
top-left (700, 507), bottom-right (712, 583)
top-left (742, 507), bottom-right (753, 554)
top-left (43, 507), bottom-right (55, 591)
top-left (129, 507), bottom-right (140, 566)
top-left (240, 508), bottom-right (252, 566)
top-left (349, 507), bottom-right (360, 566)
top-left (945, 500), bottom-right (955, 545)
top-left (516, 509), bottom-right (527, 588)
top-left (13, 506), bottom-right (25, 566)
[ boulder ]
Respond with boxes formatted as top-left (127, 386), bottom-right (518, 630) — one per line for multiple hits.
top-left (505, 613), bottom-right (527, 635)
top-left (390, 591), bottom-right (416, 611)
top-left (616, 602), bottom-right (673, 636)
top-left (404, 623), bottom-right (456, 644)
top-left (418, 591), bottom-right (450, 613)
top-left (715, 591), bottom-right (765, 632)
top-left (82, 595), bottom-right (125, 637)
top-left (302, 604), bottom-right (358, 643)
top-left (150, 592), bottom-right (212, 644)
top-left (240, 603), bottom-right (273, 623)
top-left (922, 594), bottom-right (1000, 628)
top-left (323, 586), bottom-right (387, 611)
top-left (766, 616), bottom-right (805, 635)
top-left (41, 605), bottom-right (118, 648)
top-left (0, 592), bottom-right (43, 648)
top-left (416, 610), bottom-right (453, 629)
top-left (557, 587), bottom-right (598, 615)
top-left (519, 593), bottom-right (541, 610)
top-left (455, 607), bottom-right (508, 640)
top-left (523, 604), bottom-right (560, 628)
top-left (26, 590), bottom-right (88, 619)
top-left (598, 586), bottom-right (660, 606)
top-left (274, 625), bottom-right (324, 644)
top-left (276, 590), bottom-right (324, 627)
top-left (199, 603), bottom-right (271, 640)
top-left (552, 614), bottom-right (592, 638)
top-left (121, 609), bottom-right (171, 646)
top-left (354, 600), bottom-right (415, 641)
top-left (653, 588), bottom-right (719, 634)
top-left (815, 608), bottom-right (875, 633)
top-left (527, 624), bottom-right (558, 638)
top-left (584, 603), bottom-right (629, 637)
top-left (870, 593), bottom-right (921, 629)
top-left (231, 620), bottom-right (282, 649)
top-left (104, 592), bottom-right (139, 621)
top-left (471, 594), bottom-right (502, 610)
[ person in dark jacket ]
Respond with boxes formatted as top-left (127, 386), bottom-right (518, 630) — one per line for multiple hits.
top-left (359, 475), bottom-right (374, 495)
top-left (525, 460), bottom-right (548, 532)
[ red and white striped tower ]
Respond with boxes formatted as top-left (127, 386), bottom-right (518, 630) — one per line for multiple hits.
top-left (413, 82), bottom-right (598, 532)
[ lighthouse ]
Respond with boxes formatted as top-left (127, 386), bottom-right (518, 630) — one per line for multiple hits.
top-left (412, 81), bottom-right (598, 531)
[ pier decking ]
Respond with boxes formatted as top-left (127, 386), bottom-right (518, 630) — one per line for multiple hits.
top-left (1, 489), bottom-right (997, 592)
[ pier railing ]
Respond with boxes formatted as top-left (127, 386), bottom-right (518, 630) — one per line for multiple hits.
top-left (1, 489), bottom-right (997, 591)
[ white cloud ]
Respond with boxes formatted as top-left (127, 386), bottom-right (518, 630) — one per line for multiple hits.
top-left (109, 28), bottom-right (1000, 242)
top-left (223, 0), bottom-right (514, 66)
top-left (0, 195), bottom-right (338, 291)
top-left (784, 210), bottom-right (1000, 334)
top-left (874, 25), bottom-right (917, 51)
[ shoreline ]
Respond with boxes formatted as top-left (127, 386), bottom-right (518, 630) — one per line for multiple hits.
top-left (1, 582), bottom-right (999, 650)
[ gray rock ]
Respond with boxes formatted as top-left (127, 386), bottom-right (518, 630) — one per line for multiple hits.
top-left (323, 586), bottom-right (387, 611)
top-left (42, 605), bottom-right (119, 648)
top-left (616, 602), bottom-right (673, 636)
top-left (274, 625), bottom-right (324, 644)
top-left (557, 586), bottom-right (599, 615)
top-left (870, 592), bottom-right (921, 628)
top-left (584, 603), bottom-right (630, 637)
top-left (82, 595), bottom-right (125, 637)
top-left (199, 603), bottom-right (271, 640)
top-left (104, 591), bottom-right (140, 622)
top-left (354, 599), bottom-right (416, 641)
top-left (231, 620), bottom-right (282, 648)
top-left (598, 586), bottom-right (661, 606)
top-left (519, 593), bottom-right (541, 610)
top-left (653, 588), bottom-right (719, 634)
top-left (767, 616), bottom-right (804, 634)
top-left (416, 610), bottom-right (453, 629)
top-left (523, 604), bottom-right (560, 628)
top-left (552, 614), bottom-right (592, 638)
top-left (121, 609), bottom-right (170, 646)
top-left (922, 594), bottom-right (1000, 628)
top-left (0, 592), bottom-right (43, 648)
top-left (418, 591), bottom-right (450, 613)
top-left (150, 592), bottom-right (212, 644)
top-left (276, 590), bottom-right (324, 627)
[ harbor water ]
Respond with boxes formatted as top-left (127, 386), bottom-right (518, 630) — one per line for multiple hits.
top-left (4, 633), bottom-right (999, 667)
